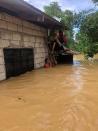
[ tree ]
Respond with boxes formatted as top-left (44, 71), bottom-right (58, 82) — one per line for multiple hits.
top-left (44, 2), bottom-right (75, 32)
top-left (61, 10), bottom-right (74, 29)
top-left (44, 2), bottom-right (62, 18)
top-left (61, 10), bottom-right (75, 47)
top-left (44, 2), bottom-right (75, 47)
top-left (76, 11), bottom-right (98, 57)
top-left (74, 9), bottom-right (95, 28)
top-left (80, 12), bottom-right (98, 43)
top-left (92, 0), bottom-right (98, 3)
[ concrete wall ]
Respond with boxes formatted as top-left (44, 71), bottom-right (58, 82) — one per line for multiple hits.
top-left (0, 49), bottom-right (6, 81)
top-left (0, 12), bottom-right (48, 80)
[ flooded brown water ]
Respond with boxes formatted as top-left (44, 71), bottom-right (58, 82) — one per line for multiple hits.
top-left (0, 55), bottom-right (98, 131)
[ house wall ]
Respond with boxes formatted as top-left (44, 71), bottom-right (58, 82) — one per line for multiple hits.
top-left (0, 12), bottom-right (48, 81)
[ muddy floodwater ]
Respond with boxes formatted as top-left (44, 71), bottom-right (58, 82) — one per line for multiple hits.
top-left (0, 55), bottom-right (98, 131)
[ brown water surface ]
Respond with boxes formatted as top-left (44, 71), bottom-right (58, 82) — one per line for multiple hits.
top-left (0, 55), bottom-right (98, 131)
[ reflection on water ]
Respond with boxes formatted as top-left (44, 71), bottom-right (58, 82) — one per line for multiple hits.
top-left (0, 55), bottom-right (98, 131)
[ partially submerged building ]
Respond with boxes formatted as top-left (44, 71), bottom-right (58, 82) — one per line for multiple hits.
top-left (0, 0), bottom-right (63, 81)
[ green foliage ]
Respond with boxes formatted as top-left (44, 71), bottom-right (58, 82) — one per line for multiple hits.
top-left (44, 2), bottom-right (75, 31)
top-left (74, 9), bottom-right (95, 28)
top-left (44, 2), bottom-right (62, 18)
top-left (44, 2), bottom-right (75, 47)
top-left (44, 2), bottom-right (98, 58)
top-left (92, 0), bottom-right (98, 3)
top-left (75, 33), bottom-right (89, 51)
top-left (75, 10), bottom-right (98, 58)
top-left (61, 10), bottom-right (74, 28)
top-left (60, 10), bottom-right (75, 47)
top-left (80, 12), bottom-right (98, 43)
top-left (76, 33), bottom-right (94, 58)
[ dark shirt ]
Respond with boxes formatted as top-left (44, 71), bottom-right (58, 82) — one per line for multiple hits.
top-left (58, 35), bottom-right (67, 45)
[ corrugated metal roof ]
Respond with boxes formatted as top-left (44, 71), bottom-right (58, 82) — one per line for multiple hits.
top-left (0, 0), bottom-right (63, 29)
